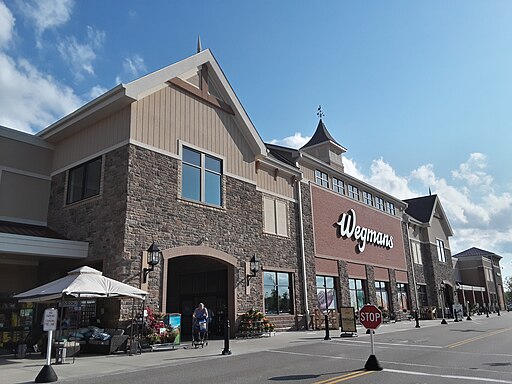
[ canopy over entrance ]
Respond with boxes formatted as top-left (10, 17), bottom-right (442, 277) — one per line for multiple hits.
top-left (14, 266), bottom-right (147, 302)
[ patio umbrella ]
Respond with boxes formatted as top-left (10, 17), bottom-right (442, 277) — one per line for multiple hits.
top-left (14, 266), bottom-right (148, 302)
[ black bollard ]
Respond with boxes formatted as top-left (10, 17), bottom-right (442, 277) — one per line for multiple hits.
top-left (486, 306), bottom-right (489, 318)
top-left (221, 319), bottom-right (232, 355)
top-left (324, 314), bottom-right (331, 340)
top-left (414, 310), bottom-right (420, 328)
top-left (497, 306), bottom-right (501, 316)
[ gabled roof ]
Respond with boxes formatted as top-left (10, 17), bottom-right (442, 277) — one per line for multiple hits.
top-left (265, 143), bottom-right (299, 167)
top-left (37, 49), bottom-right (267, 157)
top-left (300, 119), bottom-right (346, 152)
top-left (404, 194), bottom-right (454, 236)
top-left (453, 247), bottom-right (502, 260)
top-left (404, 195), bottom-right (437, 223)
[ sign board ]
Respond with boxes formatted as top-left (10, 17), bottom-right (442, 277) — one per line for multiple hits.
top-left (340, 307), bottom-right (357, 333)
top-left (359, 304), bottom-right (382, 330)
top-left (453, 304), bottom-right (463, 320)
top-left (43, 308), bottom-right (58, 332)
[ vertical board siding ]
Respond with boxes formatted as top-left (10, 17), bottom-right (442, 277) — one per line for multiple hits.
top-left (53, 107), bottom-right (131, 171)
top-left (256, 165), bottom-right (295, 199)
top-left (131, 86), bottom-right (256, 181)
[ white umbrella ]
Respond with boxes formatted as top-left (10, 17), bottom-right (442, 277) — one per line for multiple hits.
top-left (14, 266), bottom-right (148, 302)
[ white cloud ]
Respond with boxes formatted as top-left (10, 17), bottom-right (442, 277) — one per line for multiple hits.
top-left (0, 1), bottom-right (15, 48)
top-left (269, 132), bottom-right (310, 149)
top-left (57, 26), bottom-right (105, 80)
top-left (116, 54), bottom-right (147, 84)
top-left (18, 0), bottom-right (74, 48)
top-left (89, 85), bottom-right (108, 100)
top-left (452, 152), bottom-right (493, 188)
top-left (0, 52), bottom-right (82, 133)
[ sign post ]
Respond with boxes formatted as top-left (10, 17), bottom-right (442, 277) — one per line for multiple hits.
top-left (359, 304), bottom-right (383, 371)
top-left (35, 308), bottom-right (59, 383)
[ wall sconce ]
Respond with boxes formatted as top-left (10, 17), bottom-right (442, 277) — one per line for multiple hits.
top-left (246, 255), bottom-right (260, 286)
top-left (143, 242), bottom-right (162, 283)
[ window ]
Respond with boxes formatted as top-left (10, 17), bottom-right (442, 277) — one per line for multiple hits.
top-left (375, 281), bottom-right (389, 311)
top-left (182, 147), bottom-right (222, 206)
top-left (67, 157), bottom-right (102, 204)
top-left (348, 184), bottom-right (359, 200)
top-left (375, 196), bottom-right (384, 211)
top-left (363, 191), bottom-right (373, 206)
top-left (386, 201), bottom-right (396, 215)
top-left (411, 241), bottom-right (422, 264)
top-left (417, 285), bottom-right (428, 307)
top-left (315, 170), bottom-right (329, 188)
top-left (264, 271), bottom-right (293, 314)
top-left (316, 276), bottom-right (337, 311)
top-left (397, 283), bottom-right (409, 311)
top-left (349, 278), bottom-right (366, 312)
top-left (263, 196), bottom-right (288, 237)
top-left (436, 239), bottom-right (446, 263)
top-left (332, 178), bottom-right (345, 195)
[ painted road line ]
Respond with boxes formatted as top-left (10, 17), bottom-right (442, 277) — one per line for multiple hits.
top-left (384, 368), bottom-right (512, 383)
top-left (313, 370), bottom-right (374, 384)
top-left (446, 327), bottom-right (512, 349)
top-left (337, 338), bottom-right (443, 349)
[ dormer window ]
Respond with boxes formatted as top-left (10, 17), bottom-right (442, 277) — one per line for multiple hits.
top-left (363, 191), bottom-right (373, 206)
top-left (375, 196), bottom-right (385, 211)
top-left (333, 177), bottom-right (345, 195)
top-left (386, 202), bottom-right (396, 216)
top-left (315, 170), bottom-right (329, 188)
top-left (348, 184), bottom-right (359, 200)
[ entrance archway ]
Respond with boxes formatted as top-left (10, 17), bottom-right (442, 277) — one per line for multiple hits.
top-left (161, 246), bottom-right (237, 339)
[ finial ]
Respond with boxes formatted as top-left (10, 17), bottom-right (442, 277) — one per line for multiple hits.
top-left (197, 35), bottom-right (202, 53)
top-left (429, 187), bottom-right (432, 196)
top-left (317, 105), bottom-right (324, 119)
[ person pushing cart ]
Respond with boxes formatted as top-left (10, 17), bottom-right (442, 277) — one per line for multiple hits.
top-left (192, 303), bottom-right (209, 348)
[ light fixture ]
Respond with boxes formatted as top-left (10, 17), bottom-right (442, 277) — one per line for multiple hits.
top-left (143, 242), bottom-right (162, 283)
top-left (247, 255), bottom-right (260, 286)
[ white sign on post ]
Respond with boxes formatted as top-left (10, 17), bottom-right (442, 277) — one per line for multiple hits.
top-left (43, 308), bottom-right (58, 332)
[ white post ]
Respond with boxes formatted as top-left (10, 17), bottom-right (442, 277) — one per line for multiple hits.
top-left (370, 329), bottom-right (374, 356)
top-left (45, 329), bottom-right (53, 366)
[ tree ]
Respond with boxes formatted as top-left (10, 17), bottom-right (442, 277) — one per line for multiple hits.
top-left (504, 276), bottom-right (512, 305)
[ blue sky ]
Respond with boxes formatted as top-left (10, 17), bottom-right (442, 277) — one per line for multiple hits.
top-left (1, 1), bottom-right (511, 280)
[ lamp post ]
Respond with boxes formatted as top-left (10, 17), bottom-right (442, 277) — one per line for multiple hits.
top-left (143, 242), bottom-right (162, 284)
top-left (246, 255), bottom-right (260, 286)
top-left (439, 282), bottom-right (447, 325)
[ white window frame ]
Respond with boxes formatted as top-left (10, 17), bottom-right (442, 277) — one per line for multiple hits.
top-left (263, 196), bottom-right (288, 237)
top-left (386, 201), bottom-right (396, 215)
top-left (332, 177), bottom-right (344, 195)
top-left (348, 184), bottom-right (359, 200)
top-left (436, 239), bottom-right (446, 263)
top-left (363, 191), bottom-right (373, 206)
top-left (375, 196), bottom-right (384, 211)
top-left (411, 241), bottom-right (422, 264)
top-left (315, 170), bottom-right (329, 188)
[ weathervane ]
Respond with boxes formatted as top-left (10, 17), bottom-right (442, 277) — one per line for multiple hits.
top-left (317, 105), bottom-right (324, 119)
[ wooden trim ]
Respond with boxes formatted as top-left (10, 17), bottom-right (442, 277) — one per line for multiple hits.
top-left (167, 78), bottom-right (235, 115)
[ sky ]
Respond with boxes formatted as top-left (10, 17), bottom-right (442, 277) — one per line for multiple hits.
top-left (1, 1), bottom-right (511, 280)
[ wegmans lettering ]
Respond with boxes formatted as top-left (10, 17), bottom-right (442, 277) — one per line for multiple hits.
top-left (337, 209), bottom-right (393, 252)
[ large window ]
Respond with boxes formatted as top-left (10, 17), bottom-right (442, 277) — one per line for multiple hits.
top-left (263, 196), bottom-right (288, 237)
top-left (436, 239), bottom-right (446, 263)
top-left (397, 283), bottom-right (409, 311)
top-left (349, 278), bottom-right (366, 312)
top-left (316, 276), bottom-right (337, 311)
top-left (332, 178), bottom-right (345, 195)
top-left (264, 271), bottom-right (292, 314)
top-left (315, 170), bottom-right (329, 188)
top-left (375, 196), bottom-right (384, 211)
top-left (67, 157), bottom-right (102, 204)
top-left (386, 201), bottom-right (396, 215)
top-left (348, 184), bottom-right (359, 200)
top-left (411, 241), bottom-right (422, 264)
top-left (182, 147), bottom-right (222, 206)
top-left (417, 284), bottom-right (428, 307)
top-left (375, 281), bottom-right (389, 311)
top-left (363, 191), bottom-right (373, 206)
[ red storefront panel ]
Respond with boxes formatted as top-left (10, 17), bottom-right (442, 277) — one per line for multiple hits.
top-left (347, 262), bottom-right (366, 279)
top-left (315, 257), bottom-right (338, 275)
top-left (311, 184), bottom-right (407, 270)
top-left (374, 267), bottom-right (390, 281)
top-left (395, 270), bottom-right (409, 283)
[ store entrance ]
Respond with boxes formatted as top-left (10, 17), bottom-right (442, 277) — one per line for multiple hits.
top-left (166, 256), bottom-right (230, 340)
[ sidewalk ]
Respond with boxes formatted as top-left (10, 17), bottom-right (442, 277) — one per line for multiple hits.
top-left (0, 318), bottom-right (451, 383)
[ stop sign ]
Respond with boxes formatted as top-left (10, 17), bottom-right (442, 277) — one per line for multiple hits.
top-left (359, 304), bottom-right (382, 329)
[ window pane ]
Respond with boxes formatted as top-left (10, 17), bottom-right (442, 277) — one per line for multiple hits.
top-left (355, 279), bottom-right (362, 289)
top-left (357, 290), bottom-right (365, 309)
top-left (264, 271), bottom-right (275, 286)
top-left (326, 288), bottom-right (336, 309)
top-left (264, 286), bottom-right (278, 314)
top-left (317, 288), bottom-right (327, 311)
top-left (349, 279), bottom-right (356, 290)
top-left (278, 286), bottom-right (291, 313)
top-left (67, 166), bottom-right (84, 203)
top-left (84, 158), bottom-right (101, 198)
top-left (277, 272), bottom-right (289, 286)
top-left (205, 171), bottom-right (221, 205)
top-left (182, 164), bottom-right (200, 201)
top-left (183, 147), bottom-right (200, 166)
top-left (205, 155), bottom-right (221, 173)
top-left (325, 276), bottom-right (334, 288)
top-left (350, 290), bottom-right (357, 309)
top-left (316, 276), bottom-right (324, 287)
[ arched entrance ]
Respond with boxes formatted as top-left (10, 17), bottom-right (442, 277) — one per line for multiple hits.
top-left (161, 246), bottom-right (237, 339)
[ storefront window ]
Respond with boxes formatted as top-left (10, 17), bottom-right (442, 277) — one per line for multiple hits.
top-left (182, 146), bottom-right (222, 206)
top-left (316, 276), bottom-right (337, 311)
top-left (264, 271), bottom-right (292, 314)
top-left (375, 281), bottom-right (389, 310)
top-left (349, 278), bottom-right (366, 311)
top-left (397, 283), bottom-right (409, 311)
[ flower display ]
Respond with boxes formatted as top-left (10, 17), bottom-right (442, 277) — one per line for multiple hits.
top-left (238, 308), bottom-right (274, 337)
top-left (144, 307), bottom-right (179, 345)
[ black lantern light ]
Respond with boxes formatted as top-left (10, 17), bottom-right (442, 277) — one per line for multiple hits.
top-left (143, 242), bottom-right (162, 283)
top-left (247, 255), bottom-right (260, 286)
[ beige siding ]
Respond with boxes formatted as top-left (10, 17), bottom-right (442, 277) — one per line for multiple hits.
top-left (52, 107), bottom-right (131, 172)
top-left (256, 164), bottom-right (295, 199)
top-left (299, 163), bottom-right (315, 183)
top-left (0, 137), bottom-right (52, 175)
top-left (130, 86), bottom-right (256, 181)
top-left (0, 171), bottom-right (50, 222)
